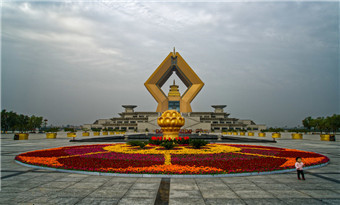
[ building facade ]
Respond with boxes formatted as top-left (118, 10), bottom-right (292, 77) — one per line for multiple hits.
top-left (83, 104), bottom-right (266, 133)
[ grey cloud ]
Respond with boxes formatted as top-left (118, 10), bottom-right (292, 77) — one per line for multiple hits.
top-left (1, 1), bottom-right (338, 127)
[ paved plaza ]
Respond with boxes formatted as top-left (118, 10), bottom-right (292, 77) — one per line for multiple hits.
top-left (1, 133), bottom-right (339, 205)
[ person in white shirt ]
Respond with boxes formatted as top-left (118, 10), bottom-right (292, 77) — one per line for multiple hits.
top-left (295, 157), bottom-right (305, 180)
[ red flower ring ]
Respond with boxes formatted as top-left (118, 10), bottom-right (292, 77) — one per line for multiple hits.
top-left (15, 144), bottom-right (329, 175)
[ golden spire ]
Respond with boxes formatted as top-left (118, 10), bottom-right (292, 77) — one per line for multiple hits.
top-left (168, 80), bottom-right (180, 97)
top-left (172, 47), bottom-right (176, 57)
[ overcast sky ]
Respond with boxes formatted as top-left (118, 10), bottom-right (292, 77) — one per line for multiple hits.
top-left (1, 0), bottom-right (339, 128)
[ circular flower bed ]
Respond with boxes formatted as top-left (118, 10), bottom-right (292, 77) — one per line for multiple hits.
top-left (15, 143), bottom-right (329, 175)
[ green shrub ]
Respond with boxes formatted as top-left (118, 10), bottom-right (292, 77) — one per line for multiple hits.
top-left (127, 141), bottom-right (148, 149)
top-left (161, 141), bottom-right (175, 150)
top-left (91, 128), bottom-right (101, 132)
top-left (127, 141), bottom-right (142, 146)
top-left (138, 141), bottom-right (148, 149)
top-left (190, 139), bottom-right (208, 149)
top-left (149, 138), bottom-right (163, 145)
top-left (46, 127), bottom-right (60, 133)
top-left (65, 128), bottom-right (76, 132)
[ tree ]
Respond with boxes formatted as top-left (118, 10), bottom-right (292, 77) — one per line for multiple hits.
top-left (327, 114), bottom-right (340, 133)
top-left (7, 111), bottom-right (19, 132)
top-left (1, 110), bottom-right (45, 133)
top-left (1, 109), bottom-right (8, 131)
top-left (17, 114), bottom-right (29, 133)
top-left (34, 116), bottom-right (43, 130)
top-left (302, 116), bottom-right (313, 130)
top-left (302, 114), bottom-right (340, 134)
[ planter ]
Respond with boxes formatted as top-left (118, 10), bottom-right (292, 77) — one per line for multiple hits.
top-left (272, 133), bottom-right (281, 138)
top-left (320, 134), bottom-right (335, 141)
top-left (82, 132), bottom-right (90, 137)
top-left (258, 132), bottom-right (266, 137)
top-left (222, 132), bottom-right (227, 135)
top-left (46, 133), bottom-right (57, 139)
top-left (14, 133), bottom-right (29, 140)
top-left (233, 132), bottom-right (238, 135)
top-left (291, 133), bottom-right (303, 140)
top-left (109, 131), bottom-right (115, 135)
top-left (240, 132), bottom-right (245, 136)
top-left (248, 132), bottom-right (254, 136)
top-left (93, 132), bottom-right (100, 136)
top-left (102, 131), bottom-right (108, 135)
top-left (227, 132), bottom-right (232, 135)
top-left (67, 132), bottom-right (76, 138)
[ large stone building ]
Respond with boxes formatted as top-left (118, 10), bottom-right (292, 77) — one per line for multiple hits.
top-left (83, 102), bottom-right (266, 133)
top-left (84, 49), bottom-right (266, 132)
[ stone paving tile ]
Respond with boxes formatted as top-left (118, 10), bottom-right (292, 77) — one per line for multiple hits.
top-left (286, 183), bottom-right (337, 190)
top-left (109, 177), bottom-right (138, 183)
top-left (88, 189), bottom-right (128, 198)
top-left (268, 190), bottom-right (312, 199)
top-left (1, 171), bottom-right (21, 177)
top-left (255, 183), bottom-right (293, 190)
top-left (320, 199), bottom-right (340, 205)
top-left (195, 178), bottom-right (224, 184)
top-left (332, 189), bottom-right (340, 194)
top-left (54, 176), bottom-right (88, 182)
top-left (1, 175), bottom-right (37, 181)
top-left (242, 198), bottom-right (287, 205)
top-left (76, 197), bottom-right (120, 205)
top-left (24, 175), bottom-right (62, 182)
top-left (247, 178), bottom-right (279, 184)
top-left (0, 186), bottom-right (32, 193)
top-left (67, 182), bottom-right (105, 189)
top-left (118, 198), bottom-right (155, 205)
top-left (227, 183), bottom-right (259, 191)
top-left (195, 180), bottom-right (227, 186)
top-left (197, 182), bottom-right (230, 191)
top-left (200, 189), bottom-right (239, 199)
top-left (221, 177), bottom-right (252, 184)
top-left (80, 176), bottom-right (112, 183)
top-left (0, 197), bottom-right (15, 205)
top-left (17, 178), bottom-right (53, 186)
top-left (67, 173), bottom-right (91, 178)
top-left (170, 182), bottom-right (199, 190)
top-left (11, 194), bottom-right (46, 204)
top-left (40, 181), bottom-right (77, 189)
top-left (102, 182), bottom-right (134, 190)
top-left (169, 197), bottom-right (206, 205)
top-left (131, 182), bottom-right (160, 190)
top-left (284, 198), bottom-right (325, 205)
top-left (171, 178), bottom-right (196, 183)
top-left (297, 178), bottom-right (333, 184)
top-left (299, 190), bottom-right (340, 198)
top-left (234, 190), bottom-right (275, 199)
top-left (205, 198), bottom-right (246, 205)
top-left (136, 177), bottom-right (161, 183)
top-left (274, 178), bottom-right (309, 184)
top-left (50, 188), bottom-right (94, 198)
top-left (27, 196), bottom-right (81, 204)
top-left (124, 189), bottom-right (158, 198)
top-left (24, 187), bottom-right (63, 195)
top-left (170, 190), bottom-right (203, 198)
